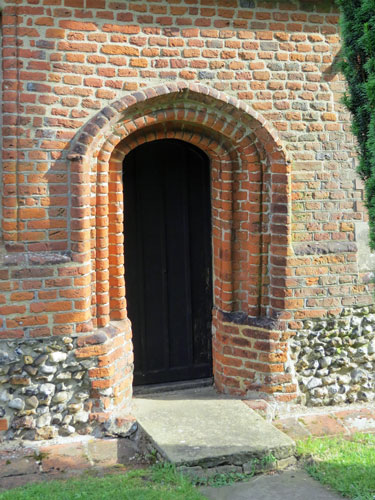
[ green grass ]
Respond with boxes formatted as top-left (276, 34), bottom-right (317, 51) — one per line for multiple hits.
top-left (0, 463), bottom-right (206, 500)
top-left (297, 433), bottom-right (375, 500)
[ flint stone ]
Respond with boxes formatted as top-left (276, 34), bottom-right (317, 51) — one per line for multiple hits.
top-left (311, 387), bottom-right (327, 398)
top-left (308, 398), bottom-right (323, 406)
top-left (68, 403), bottom-right (81, 413)
top-left (67, 361), bottom-right (79, 369)
top-left (355, 336), bottom-right (369, 345)
top-left (52, 413), bottom-right (62, 424)
top-left (358, 391), bottom-right (374, 401)
top-left (24, 366), bottom-right (38, 376)
top-left (0, 366), bottom-right (9, 376)
top-left (312, 360), bottom-right (320, 370)
top-left (355, 347), bottom-right (368, 357)
top-left (37, 413), bottom-right (51, 427)
top-left (37, 374), bottom-right (54, 383)
top-left (8, 398), bottom-right (25, 411)
top-left (339, 384), bottom-right (349, 394)
top-left (10, 376), bottom-right (31, 386)
top-left (327, 384), bottom-right (339, 395)
top-left (337, 374), bottom-right (351, 385)
top-left (34, 354), bottom-right (48, 366)
top-left (24, 355), bottom-right (33, 365)
top-left (0, 351), bottom-right (9, 363)
top-left (74, 411), bottom-right (89, 424)
top-left (297, 358), bottom-right (309, 369)
top-left (40, 365), bottom-right (56, 374)
top-left (57, 382), bottom-right (68, 390)
top-left (331, 394), bottom-right (346, 404)
top-left (0, 390), bottom-right (11, 402)
top-left (13, 416), bottom-right (35, 430)
top-left (26, 396), bottom-right (39, 408)
top-left (60, 424), bottom-right (75, 436)
top-left (351, 369), bottom-right (367, 383)
top-left (55, 372), bottom-right (72, 380)
top-left (52, 391), bottom-right (68, 404)
top-left (39, 383), bottom-right (55, 397)
top-left (320, 357), bottom-right (332, 368)
top-left (25, 387), bottom-right (39, 396)
top-left (63, 414), bottom-right (73, 425)
top-left (76, 392), bottom-right (89, 400)
top-left (306, 377), bottom-right (322, 390)
top-left (49, 352), bottom-right (67, 363)
top-left (80, 360), bottom-right (95, 369)
top-left (347, 392), bottom-right (358, 403)
top-left (35, 426), bottom-right (57, 440)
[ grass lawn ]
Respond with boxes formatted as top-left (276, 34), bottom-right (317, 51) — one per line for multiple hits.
top-left (0, 463), bottom-right (206, 500)
top-left (297, 433), bottom-right (375, 500)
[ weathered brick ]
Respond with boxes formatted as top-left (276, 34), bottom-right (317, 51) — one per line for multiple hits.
top-left (0, 0), bottom-right (372, 434)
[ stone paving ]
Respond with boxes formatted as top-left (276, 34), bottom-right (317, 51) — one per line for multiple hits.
top-left (200, 469), bottom-right (344, 500)
top-left (244, 400), bottom-right (375, 440)
top-left (0, 436), bottom-right (145, 491)
top-left (1, 400), bottom-right (375, 493)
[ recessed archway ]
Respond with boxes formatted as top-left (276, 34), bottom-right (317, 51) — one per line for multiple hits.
top-left (66, 82), bottom-right (295, 416)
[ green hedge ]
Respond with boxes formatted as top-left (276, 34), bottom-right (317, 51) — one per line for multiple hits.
top-left (337, 0), bottom-right (375, 248)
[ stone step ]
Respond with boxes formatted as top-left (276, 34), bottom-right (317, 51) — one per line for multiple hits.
top-left (132, 387), bottom-right (295, 468)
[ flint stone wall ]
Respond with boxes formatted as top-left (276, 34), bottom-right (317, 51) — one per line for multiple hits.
top-left (0, 319), bottom-right (133, 440)
top-left (0, 336), bottom-right (95, 440)
top-left (290, 305), bottom-right (375, 406)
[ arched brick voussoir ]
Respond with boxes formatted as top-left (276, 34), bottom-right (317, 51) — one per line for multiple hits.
top-left (103, 114), bottom-right (247, 164)
top-left (114, 126), bottom-right (235, 167)
top-left (69, 82), bottom-right (290, 168)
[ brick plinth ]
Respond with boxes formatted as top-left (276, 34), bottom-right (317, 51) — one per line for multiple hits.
top-left (76, 319), bottom-right (133, 422)
top-left (213, 309), bottom-right (297, 401)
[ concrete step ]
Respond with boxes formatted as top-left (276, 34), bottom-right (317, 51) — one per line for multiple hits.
top-left (132, 387), bottom-right (295, 468)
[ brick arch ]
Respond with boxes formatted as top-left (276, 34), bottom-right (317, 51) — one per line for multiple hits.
top-left (68, 83), bottom-right (295, 399)
top-left (70, 82), bottom-right (288, 162)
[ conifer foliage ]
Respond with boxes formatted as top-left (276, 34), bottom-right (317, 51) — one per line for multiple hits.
top-left (336, 0), bottom-right (375, 248)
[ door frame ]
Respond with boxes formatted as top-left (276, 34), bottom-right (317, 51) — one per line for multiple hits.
top-left (123, 138), bottom-right (214, 386)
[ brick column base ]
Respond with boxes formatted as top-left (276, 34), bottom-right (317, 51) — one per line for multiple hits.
top-left (77, 319), bottom-right (133, 425)
top-left (212, 309), bottom-right (297, 402)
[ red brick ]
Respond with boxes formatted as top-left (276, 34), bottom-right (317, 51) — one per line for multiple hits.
top-left (299, 415), bottom-right (347, 437)
top-left (0, 419), bottom-right (9, 431)
top-left (0, 2), bottom-right (370, 422)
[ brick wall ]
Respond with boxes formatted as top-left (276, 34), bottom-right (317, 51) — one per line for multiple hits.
top-left (0, 0), bottom-right (374, 438)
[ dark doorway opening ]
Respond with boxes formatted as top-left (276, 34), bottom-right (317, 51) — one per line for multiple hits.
top-left (123, 139), bottom-right (213, 386)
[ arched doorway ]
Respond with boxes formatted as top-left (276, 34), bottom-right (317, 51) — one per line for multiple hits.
top-left (66, 83), bottom-right (294, 415)
top-left (123, 139), bottom-right (213, 386)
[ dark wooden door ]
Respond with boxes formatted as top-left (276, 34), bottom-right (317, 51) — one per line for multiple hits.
top-left (123, 139), bottom-right (213, 386)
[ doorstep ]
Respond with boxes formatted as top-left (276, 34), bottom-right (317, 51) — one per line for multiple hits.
top-left (132, 386), bottom-right (295, 469)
